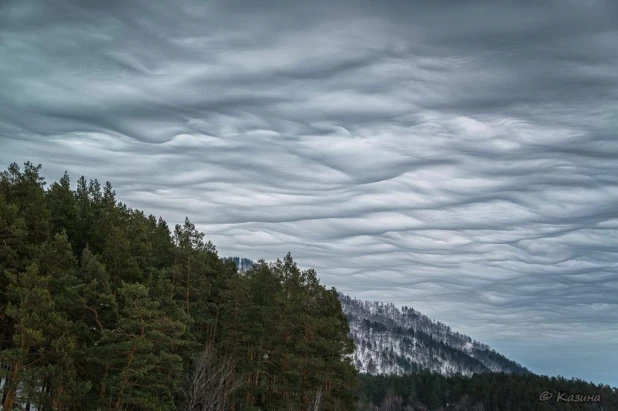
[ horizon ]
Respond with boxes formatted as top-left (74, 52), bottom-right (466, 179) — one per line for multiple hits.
top-left (2, 0), bottom-right (617, 388)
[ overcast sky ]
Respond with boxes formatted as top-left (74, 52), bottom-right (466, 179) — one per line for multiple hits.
top-left (2, 0), bottom-right (618, 387)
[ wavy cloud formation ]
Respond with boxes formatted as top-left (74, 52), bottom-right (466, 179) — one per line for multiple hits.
top-left (1, 0), bottom-right (617, 385)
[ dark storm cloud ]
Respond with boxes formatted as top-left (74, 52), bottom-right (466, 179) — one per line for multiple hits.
top-left (1, 0), bottom-right (618, 385)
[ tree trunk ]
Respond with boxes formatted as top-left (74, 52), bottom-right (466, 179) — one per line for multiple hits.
top-left (114, 326), bottom-right (143, 410)
top-left (2, 361), bottom-right (21, 411)
top-left (185, 255), bottom-right (191, 313)
top-left (100, 363), bottom-right (109, 401)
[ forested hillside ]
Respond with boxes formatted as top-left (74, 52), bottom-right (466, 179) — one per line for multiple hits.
top-left (0, 162), bottom-right (357, 410)
top-left (339, 295), bottom-right (528, 377)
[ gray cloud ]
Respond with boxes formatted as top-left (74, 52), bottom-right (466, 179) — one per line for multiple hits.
top-left (1, 0), bottom-right (618, 386)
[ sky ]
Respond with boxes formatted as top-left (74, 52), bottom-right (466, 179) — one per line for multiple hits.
top-left (1, 0), bottom-right (618, 387)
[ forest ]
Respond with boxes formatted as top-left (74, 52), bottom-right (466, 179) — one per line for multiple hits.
top-left (339, 295), bottom-right (529, 377)
top-left (357, 372), bottom-right (618, 411)
top-left (0, 161), bottom-right (616, 411)
top-left (0, 162), bottom-right (357, 410)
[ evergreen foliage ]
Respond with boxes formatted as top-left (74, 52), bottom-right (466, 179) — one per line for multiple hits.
top-left (357, 372), bottom-right (618, 410)
top-left (0, 162), bottom-right (357, 410)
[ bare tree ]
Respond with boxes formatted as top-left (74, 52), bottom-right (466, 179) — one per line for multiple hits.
top-left (410, 403), bottom-right (429, 411)
top-left (357, 399), bottom-right (379, 411)
top-left (309, 386), bottom-right (322, 411)
top-left (453, 394), bottom-right (471, 411)
top-left (381, 388), bottom-right (403, 411)
top-left (182, 344), bottom-right (242, 411)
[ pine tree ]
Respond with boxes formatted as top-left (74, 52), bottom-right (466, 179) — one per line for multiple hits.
top-left (171, 218), bottom-right (214, 344)
top-left (1, 263), bottom-right (49, 410)
top-left (0, 162), bottom-right (50, 246)
top-left (46, 171), bottom-right (78, 244)
top-left (243, 261), bottom-right (282, 406)
top-left (150, 216), bottom-right (175, 269)
top-left (102, 224), bottom-right (142, 291)
top-left (75, 247), bottom-right (120, 407)
top-left (97, 282), bottom-right (186, 410)
top-left (146, 266), bottom-right (197, 373)
top-left (36, 232), bottom-right (81, 319)
top-left (73, 176), bottom-right (93, 257)
top-left (312, 287), bottom-right (358, 409)
top-left (0, 194), bottom-right (28, 356)
top-left (35, 232), bottom-right (90, 409)
top-left (0, 262), bottom-right (84, 410)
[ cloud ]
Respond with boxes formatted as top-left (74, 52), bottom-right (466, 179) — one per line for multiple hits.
top-left (1, 0), bottom-right (617, 386)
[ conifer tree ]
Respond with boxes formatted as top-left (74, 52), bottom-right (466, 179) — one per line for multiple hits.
top-left (46, 171), bottom-right (78, 243)
top-left (96, 282), bottom-right (186, 410)
top-left (36, 232), bottom-right (81, 320)
top-left (0, 194), bottom-right (28, 356)
top-left (0, 261), bottom-right (86, 410)
top-left (73, 176), bottom-right (93, 257)
top-left (1, 263), bottom-right (49, 410)
top-left (102, 224), bottom-right (142, 291)
top-left (77, 247), bottom-right (119, 407)
top-left (0, 162), bottom-right (50, 246)
top-left (150, 216), bottom-right (175, 269)
top-left (172, 218), bottom-right (214, 344)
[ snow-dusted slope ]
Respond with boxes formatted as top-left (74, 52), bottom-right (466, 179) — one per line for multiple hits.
top-left (339, 294), bottom-right (529, 377)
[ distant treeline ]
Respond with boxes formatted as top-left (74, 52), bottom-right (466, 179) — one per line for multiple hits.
top-left (0, 162), bottom-right (357, 410)
top-left (357, 372), bottom-right (618, 411)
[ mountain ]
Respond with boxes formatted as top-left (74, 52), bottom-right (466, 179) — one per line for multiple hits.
top-left (339, 294), bottom-right (530, 377)
top-left (224, 256), bottom-right (255, 272)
